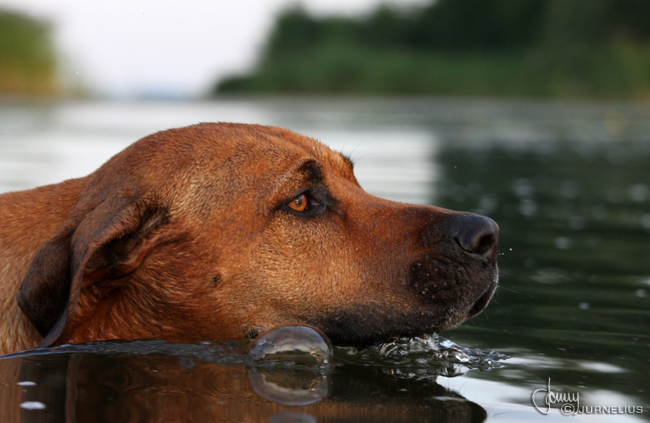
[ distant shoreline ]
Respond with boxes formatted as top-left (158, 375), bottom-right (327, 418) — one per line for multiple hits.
top-left (215, 3), bottom-right (650, 100)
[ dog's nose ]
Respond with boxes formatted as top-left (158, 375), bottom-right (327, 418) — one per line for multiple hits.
top-left (448, 214), bottom-right (499, 261)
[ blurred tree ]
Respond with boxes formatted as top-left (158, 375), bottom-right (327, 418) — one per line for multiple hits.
top-left (0, 9), bottom-right (59, 96)
top-left (215, 0), bottom-right (650, 98)
top-left (410, 0), bottom-right (547, 51)
top-left (357, 5), bottom-right (417, 49)
top-left (609, 0), bottom-right (650, 40)
top-left (264, 7), bottom-right (324, 59)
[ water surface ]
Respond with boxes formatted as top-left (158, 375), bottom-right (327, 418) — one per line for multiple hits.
top-left (0, 97), bottom-right (648, 422)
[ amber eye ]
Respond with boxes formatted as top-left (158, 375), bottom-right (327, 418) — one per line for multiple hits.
top-left (287, 194), bottom-right (308, 212)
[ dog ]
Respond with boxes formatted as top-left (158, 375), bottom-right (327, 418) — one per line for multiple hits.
top-left (0, 123), bottom-right (499, 355)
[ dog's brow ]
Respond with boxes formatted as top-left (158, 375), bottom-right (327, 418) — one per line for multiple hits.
top-left (266, 159), bottom-right (323, 201)
top-left (301, 160), bottom-right (324, 183)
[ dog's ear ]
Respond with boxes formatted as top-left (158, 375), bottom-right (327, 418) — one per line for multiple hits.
top-left (17, 195), bottom-right (170, 347)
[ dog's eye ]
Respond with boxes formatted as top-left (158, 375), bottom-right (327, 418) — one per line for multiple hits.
top-left (282, 188), bottom-right (328, 217)
top-left (287, 194), bottom-right (308, 212)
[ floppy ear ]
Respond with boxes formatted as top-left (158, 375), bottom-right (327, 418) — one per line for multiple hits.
top-left (17, 195), bottom-right (170, 347)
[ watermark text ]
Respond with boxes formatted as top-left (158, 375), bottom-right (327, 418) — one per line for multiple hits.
top-left (531, 379), bottom-right (645, 416)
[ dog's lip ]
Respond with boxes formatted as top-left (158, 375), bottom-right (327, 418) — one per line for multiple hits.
top-left (467, 280), bottom-right (498, 318)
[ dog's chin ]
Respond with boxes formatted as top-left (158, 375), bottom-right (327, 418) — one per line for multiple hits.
top-left (303, 306), bottom-right (488, 348)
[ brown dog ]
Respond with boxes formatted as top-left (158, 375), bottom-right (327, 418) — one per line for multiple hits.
top-left (0, 123), bottom-right (499, 355)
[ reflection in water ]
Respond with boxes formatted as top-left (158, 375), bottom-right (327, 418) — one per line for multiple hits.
top-left (248, 367), bottom-right (329, 406)
top-left (0, 345), bottom-right (487, 423)
top-left (0, 101), bottom-right (438, 204)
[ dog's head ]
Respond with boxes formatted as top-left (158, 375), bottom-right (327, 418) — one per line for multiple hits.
top-left (18, 123), bottom-right (498, 347)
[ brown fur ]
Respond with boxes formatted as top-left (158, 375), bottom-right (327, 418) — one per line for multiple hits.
top-left (0, 123), bottom-right (499, 355)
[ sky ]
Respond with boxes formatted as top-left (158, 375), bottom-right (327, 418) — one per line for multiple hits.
top-left (0, 0), bottom-right (427, 98)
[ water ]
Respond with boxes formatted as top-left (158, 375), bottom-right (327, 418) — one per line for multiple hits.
top-left (0, 334), bottom-right (505, 422)
top-left (1, 97), bottom-right (649, 422)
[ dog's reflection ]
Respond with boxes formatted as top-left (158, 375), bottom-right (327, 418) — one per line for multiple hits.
top-left (0, 352), bottom-right (486, 423)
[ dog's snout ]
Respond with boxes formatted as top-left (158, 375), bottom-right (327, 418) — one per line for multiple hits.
top-left (450, 214), bottom-right (499, 261)
top-left (409, 210), bottom-right (500, 325)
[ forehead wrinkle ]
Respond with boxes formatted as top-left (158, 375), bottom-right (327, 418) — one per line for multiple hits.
top-left (271, 132), bottom-right (351, 176)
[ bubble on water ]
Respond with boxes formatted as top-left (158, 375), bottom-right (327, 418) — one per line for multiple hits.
top-left (247, 327), bottom-right (333, 405)
top-left (249, 325), bottom-right (332, 365)
top-left (248, 326), bottom-right (331, 406)
top-left (579, 303), bottom-right (590, 309)
top-left (636, 289), bottom-right (647, 298)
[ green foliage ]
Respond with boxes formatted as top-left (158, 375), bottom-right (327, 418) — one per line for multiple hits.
top-left (0, 9), bottom-right (59, 95)
top-left (215, 0), bottom-right (650, 98)
top-left (407, 0), bottom-right (547, 51)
